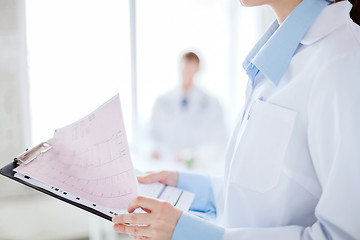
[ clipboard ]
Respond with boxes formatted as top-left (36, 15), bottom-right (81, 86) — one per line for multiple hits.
top-left (0, 95), bottom-right (194, 222)
top-left (0, 143), bottom-right (114, 221)
top-left (0, 143), bottom-right (195, 222)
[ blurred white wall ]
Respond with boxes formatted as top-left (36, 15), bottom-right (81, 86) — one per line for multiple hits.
top-left (0, 1), bottom-right (131, 239)
top-left (259, 5), bottom-right (276, 34)
top-left (0, 0), bottom-right (31, 197)
top-left (27, 0), bottom-right (133, 145)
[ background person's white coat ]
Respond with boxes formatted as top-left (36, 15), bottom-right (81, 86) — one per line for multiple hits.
top-left (150, 86), bottom-right (227, 164)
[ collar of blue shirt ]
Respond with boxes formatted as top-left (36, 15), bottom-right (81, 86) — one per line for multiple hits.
top-left (242, 0), bottom-right (330, 87)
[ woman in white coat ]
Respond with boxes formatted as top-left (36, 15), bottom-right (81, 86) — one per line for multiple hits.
top-left (113, 0), bottom-right (360, 239)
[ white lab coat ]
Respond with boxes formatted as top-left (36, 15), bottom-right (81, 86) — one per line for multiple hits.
top-left (212, 2), bottom-right (360, 239)
top-left (150, 86), bottom-right (227, 162)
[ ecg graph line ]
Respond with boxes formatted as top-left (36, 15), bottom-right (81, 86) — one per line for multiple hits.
top-left (15, 95), bottom-right (138, 209)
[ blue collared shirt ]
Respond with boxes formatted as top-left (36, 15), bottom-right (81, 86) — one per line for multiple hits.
top-left (243, 0), bottom-right (330, 86)
top-left (171, 1), bottom-right (329, 240)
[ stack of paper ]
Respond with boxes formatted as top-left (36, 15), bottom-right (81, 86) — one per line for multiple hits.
top-left (12, 95), bottom-right (193, 219)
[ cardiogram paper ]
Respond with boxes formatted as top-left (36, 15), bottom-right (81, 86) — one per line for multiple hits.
top-left (15, 95), bottom-right (138, 210)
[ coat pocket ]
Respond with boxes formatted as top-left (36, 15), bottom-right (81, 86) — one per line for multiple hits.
top-left (229, 99), bottom-right (297, 193)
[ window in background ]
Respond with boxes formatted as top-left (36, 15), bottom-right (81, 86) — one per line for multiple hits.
top-left (26, 0), bottom-right (133, 145)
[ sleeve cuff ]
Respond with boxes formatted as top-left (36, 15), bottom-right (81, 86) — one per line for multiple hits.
top-left (177, 172), bottom-right (217, 214)
top-left (171, 212), bottom-right (224, 240)
top-left (177, 172), bottom-right (211, 191)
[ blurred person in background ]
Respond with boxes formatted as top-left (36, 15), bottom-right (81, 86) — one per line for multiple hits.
top-left (149, 51), bottom-right (227, 170)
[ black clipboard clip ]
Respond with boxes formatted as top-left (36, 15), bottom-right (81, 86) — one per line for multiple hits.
top-left (14, 142), bottom-right (52, 165)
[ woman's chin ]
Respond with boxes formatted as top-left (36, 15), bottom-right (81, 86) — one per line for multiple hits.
top-left (240, 0), bottom-right (266, 7)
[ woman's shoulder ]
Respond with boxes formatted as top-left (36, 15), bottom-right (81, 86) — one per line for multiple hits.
top-left (317, 20), bottom-right (360, 56)
top-left (311, 49), bottom-right (360, 98)
top-left (302, 19), bottom-right (360, 76)
top-left (301, 1), bottom-right (360, 57)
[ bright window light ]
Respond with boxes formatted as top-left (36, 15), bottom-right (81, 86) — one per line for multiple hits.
top-left (26, 0), bottom-right (132, 145)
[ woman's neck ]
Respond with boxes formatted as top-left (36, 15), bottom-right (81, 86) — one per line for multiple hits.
top-left (269, 0), bottom-right (303, 24)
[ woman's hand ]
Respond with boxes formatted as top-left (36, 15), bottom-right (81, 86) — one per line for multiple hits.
top-left (112, 196), bottom-right (182, 240)
top-left (137, 171), bottom-right (178, 187)
top-left (113, 171), bottom-right (181, 239)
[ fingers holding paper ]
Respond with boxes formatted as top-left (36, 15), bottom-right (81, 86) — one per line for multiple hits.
top-left (137, 171), bottom-right (178, 187)
top-left (113, 196), bottom-right (182, 240)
